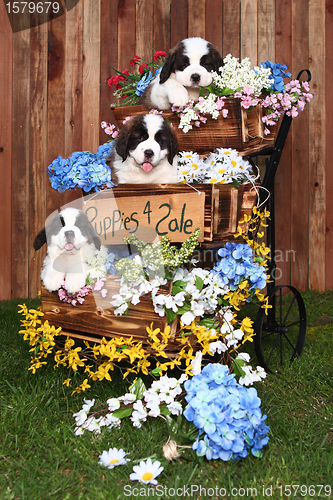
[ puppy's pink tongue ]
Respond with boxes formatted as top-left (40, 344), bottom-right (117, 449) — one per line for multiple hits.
top-left (142, 162), bottom-right (153, 172)
top-left (65, 242), bottom-right (74, 251)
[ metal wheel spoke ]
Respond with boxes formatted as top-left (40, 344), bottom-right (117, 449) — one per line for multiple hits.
top-left (281, 294), bottom-right (296, 326)
top-left (282, 333), bottom-right (296, 351)
top-left (266, 335), bottom-right (279, 365)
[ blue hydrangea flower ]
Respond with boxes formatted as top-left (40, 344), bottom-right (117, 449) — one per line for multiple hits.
top-left (211, 242), bottom-right (267, 292)
top-left (184, 363), bottom-right (270, 461)
top-left (47, 142), bottom-right (116, 193)
top-left (259, 60), bottom-right (292, 92)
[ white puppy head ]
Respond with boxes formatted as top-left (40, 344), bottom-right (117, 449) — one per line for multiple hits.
top-left (159, 37), bottom-right (223, 88)
top-left (115, 114), bottom-right (178, 173)
top-left (34, 207), bottom-right (101, 254)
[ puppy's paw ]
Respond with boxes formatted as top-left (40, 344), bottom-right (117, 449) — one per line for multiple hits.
top-left (65, 273), bottom-right (86, 294)
top-left (43, 271), bottom-right (64, 292)
top-left (168, 86), bottom-right (189, 108)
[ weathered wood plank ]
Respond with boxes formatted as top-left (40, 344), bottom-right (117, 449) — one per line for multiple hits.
top-left (0, 5), bottom-right (13, 300)
top-left (290, 0), bottom-right (310, 291)
top-left (29, 22), bottom-right (48, 297)
top-left (258, 0), bottom-right (275, 62)
top-left (11, 17), bottom-right (31, 298)
top-left (100, 0), bottom-right (118, 144)
top-left (274, 0), bottom-right (292, 287)
top-left (325, 0), bottom-right (333, 288)
top-left (240, 0), bottom-right (257, 63)
top-left (153, 0), bottom-right (171, 51)
top-left (136, 0), bottom-right (154, 62)
top-left (308, 0), bottom-right (326, 291)
top-left (188, 0), bottom-right (206, 39)
top-left (118, 0), bottom-right (136, 72)
top-left (171, 0), bottom-right (188, 45)
top-left (82, 0), bottom-right (101, 153)
top-left (47, 14), bottom-right (66, 216)
top-left (205, 0), bottom-right (223, 51)
top-left (222, 0), bottom-right (241, 59)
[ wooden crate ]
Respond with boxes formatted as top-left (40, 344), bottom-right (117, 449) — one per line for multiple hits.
top-left (111, 101), bottom-right (275, 155)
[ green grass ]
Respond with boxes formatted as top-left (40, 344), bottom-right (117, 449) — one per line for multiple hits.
top-left (0, 292), bottom-right (332, 500)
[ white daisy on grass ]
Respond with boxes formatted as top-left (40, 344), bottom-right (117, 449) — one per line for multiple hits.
top-left (129, 458), bottom-right (164, 485)
top-left (98, 447), bottom-right (130, 469)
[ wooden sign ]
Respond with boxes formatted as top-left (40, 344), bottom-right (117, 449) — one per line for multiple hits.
top-left (81, 190), bottom-right (205, 244)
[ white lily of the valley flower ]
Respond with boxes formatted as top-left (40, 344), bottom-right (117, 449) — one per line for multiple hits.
top-left (106, 398), bottom-right (121, 412)
top-left (191, 351), bottom-right (203, 375)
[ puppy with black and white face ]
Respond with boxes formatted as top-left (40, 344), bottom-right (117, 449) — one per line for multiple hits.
top-left (34, 207), bottom-right (101, 294)
top-left (111, 113), bottom-right (178, 184)
top-left (140, 37), bottom-right (223, 110)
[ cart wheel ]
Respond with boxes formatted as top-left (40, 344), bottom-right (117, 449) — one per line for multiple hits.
top-left (254, 285), bottom-right (306, 373)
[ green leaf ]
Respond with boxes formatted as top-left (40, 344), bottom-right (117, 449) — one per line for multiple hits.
top-left (129, 378), bottom-right (146, 400)
top-left (172, 285), bottom-right (183, 295)
top-left (195, 276), bottom-right (204, 291)
top-left (198, 318), bottom-right (218, 329)
top-left (160, 404), bottom-right (171, 417)
top-left (232, 358), bottom-right (246, 378)
top-left (112, 407), bottom-right (133, 419)
top-left (151, 366), bottom-right (163, 376)
top-left (166, 307), bottom-right (177, 324)
top-left (173, 280), bottom-right (188, 287)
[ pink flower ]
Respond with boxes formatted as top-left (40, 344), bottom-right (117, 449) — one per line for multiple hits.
top-left (123, 116), bottom-right (131, 124)
top-left (240, 96), bottom-right (252, 109)
top-left (194, 120), bottom-right (201, 127)
top-left (104, 125), bottom-right (115, 136)
top-left (101, 121), bottom-right (107, 129)
top-left (216, 98), bottom-right (225, 110)
top-left (264, 128), bottom-right (271, 135)
top-left (101, 289), bottom-right (108, 298)
top-left (222, 109), bottom-right (229, 118)
top-left (234, 91), bottom-right (243, 98)
top-left (242, 85), bottom-right (254, 95)
top-left (94, 278), bottom-right (106, 291)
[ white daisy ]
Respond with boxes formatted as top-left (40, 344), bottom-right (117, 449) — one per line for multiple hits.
top-left (98, 447), bottom-right (130, 469)
top-left (129, 458), bottom-right (164, 485)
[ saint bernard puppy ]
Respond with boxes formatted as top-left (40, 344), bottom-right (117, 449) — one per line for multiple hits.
top-left (110, 113), bottom-right (178, 184)
top-left (34, 207), bottom-right (101, 294)
top-left (140, 37), bottom-right (223, 110)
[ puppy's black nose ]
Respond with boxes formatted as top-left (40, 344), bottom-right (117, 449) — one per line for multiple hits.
top-left (65, 230), bottom-right (75, 240)
top-left (144, 149), bottom-right (154, 159)
top-left (191, 73), bottom-right (201, 83)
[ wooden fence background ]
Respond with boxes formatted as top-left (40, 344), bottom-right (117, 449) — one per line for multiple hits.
top-left (0, 0), bottom-right (332, 299)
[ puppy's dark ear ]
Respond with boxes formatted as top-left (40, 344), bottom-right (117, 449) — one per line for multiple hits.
top-left (167, 125), bottom-right (179, 165)
top-left (33, 228), bottom-right (47, 250)
top-left (209, 43), bottom-right (224, 73)
top-left (76, 212), bottom-right (102, 250)
top-left (159, 50), bottom-right (177, 84)
top-left (115, 121), bottom-right (131, 161)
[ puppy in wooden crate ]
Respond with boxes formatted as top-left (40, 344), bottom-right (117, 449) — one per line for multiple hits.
top-left (33, 207), bottom-right (101, 294)
top-left (110, 113), bottom-right (179, 184)
top-left (139, 37), bottom-right (223, 110)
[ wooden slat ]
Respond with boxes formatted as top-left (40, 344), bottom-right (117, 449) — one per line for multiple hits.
top-left (240, 0), bottom-right (257, 63)
top-left (29, 22), bottom-right (48, 297)
top-left (153, 0), bottom-right (171, 51)
top-left (82, 0), bottom-right (101, 153)
top-left (171, 0), bottom-right (188, 45)
top-left (100, 0), bottom-right (118, 144)
top-left (274, 0), bottom-right (292, 287)
top-left (136, 0), bottom-right (154, 62)
top-left (47, 14), bottom-right (66, 217)
top-left (308, 0), bottom-right (326, 291)
top-left (0, 4), bottom-right (13, 300)
top-left (11, 16), bottom-right (31, 298)
top-left (118, 0), bottom-right (136, 73)
top-left (290, 0), bottom-right (310, 291)
top-left (258, 0), bottom-right (275, 62)
top-left (325, 0), bottom-right (333, 288)
top-left (188, 0), bottom-right (206, 39)
top-left (205, 0), bottom-right (223, 51)
top-left (222, 0), bottom-right (241, 59)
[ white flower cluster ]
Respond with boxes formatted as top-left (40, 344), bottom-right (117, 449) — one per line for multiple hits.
top-left (86, 245), bottom-right (109, 279)
top-left (236, 353), bottom-right (267, 386)
top-left (177, 148), bottom-right (255, 185)
top-left (212, 53), bottom-right (273, 96)
top-left (110, 274), bottom-right (167, 315)
top-left (176, 94), bottom-right (227, 133)
top-left (73, 374), bottom-right (187, 435)
top-left (153, 267), bottom-right (229, 325)
top-left (132, 374), bottom-right (187, 427)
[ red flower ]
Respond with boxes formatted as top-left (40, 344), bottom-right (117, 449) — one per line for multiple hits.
top-left (130, 55), bottom-right (141, 66)
top-left (108, 75), bottom-right (122, 89)
top-left (154, 50), bottom-right (167, 60)
top-left (139, 63), bottom-right (152, 75)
